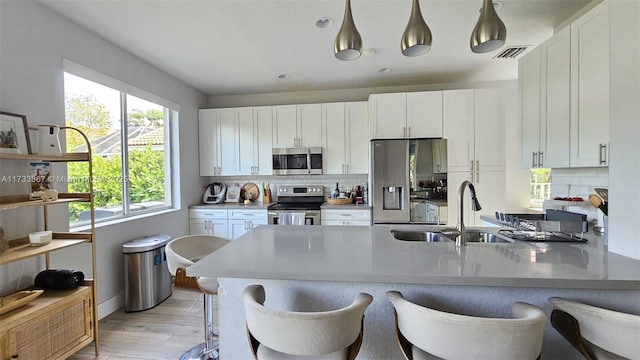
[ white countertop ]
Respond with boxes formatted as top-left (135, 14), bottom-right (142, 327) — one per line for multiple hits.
top-left (187, 225), bottom-right (640, 290)
top-left (320, 203), bottom-right (372, 210)
top-left (189, 202), bottom-right (272, 209)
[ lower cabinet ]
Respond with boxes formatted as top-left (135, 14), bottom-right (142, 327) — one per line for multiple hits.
top-left (190, 208), bottom-right (267, 240)
top-left (189, 209), bottom-right (229, 239)
top-left (321, 208), bottom-right (371, 226)
top-left (0, 286), bottom-right (93, 360)
top-left (228, 209), bottom-right (268, 240)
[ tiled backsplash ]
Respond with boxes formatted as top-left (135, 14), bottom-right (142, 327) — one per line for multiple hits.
top-left (547, 167), bottom-right (609, 224)
top-left (207, 174), bottom-right (369, 202)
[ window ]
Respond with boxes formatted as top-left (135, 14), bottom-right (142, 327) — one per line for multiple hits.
top-left (63, 62), bottom-right (176, 227)
top-left (530, 168), bottom-right (551, 208)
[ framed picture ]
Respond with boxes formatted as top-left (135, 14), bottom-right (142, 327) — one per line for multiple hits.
top-left (225, 186), bottom-right (241, 203)
top-left (0, 111), bottom-right (31, 154)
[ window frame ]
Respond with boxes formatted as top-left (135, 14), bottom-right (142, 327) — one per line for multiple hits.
top-left (63, 59), bottom-right (178, 227)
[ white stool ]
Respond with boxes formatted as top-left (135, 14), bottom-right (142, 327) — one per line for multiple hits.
top-left (166, 235), bottom-right (230, 360)
top-left (387, 291), bottom-right (547, 360)
top-left (243, 284), bottom-right (373, 360)
top-left (549, 297), bottom-right (640, 359)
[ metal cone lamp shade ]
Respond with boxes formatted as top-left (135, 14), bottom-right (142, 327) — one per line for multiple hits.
top-left (470, 0), bottom-right (507, 53)
top-left (401, 0), bottom-right (432, 57)
top-left (334, 0), bottom-right (362, 61)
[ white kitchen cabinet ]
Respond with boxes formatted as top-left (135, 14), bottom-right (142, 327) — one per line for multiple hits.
top-left (369, 91), bottom-right (442, 139)
top-left (238, 106), bottom-right (273, 175)
top-left (272, 104), bottom-right (323, 148)
top-left (321, 208), bottom-right (371, 226)
top-left (198, 108), bottom-right (238, 176)
top-left (444, 89), bottom-right (504, 175)
top-left (272, 105), bottom-right (297, 148)
top-left (444, 89), bottom-right (505, 227)
top-left (407, 91), bottom-right (443, 138)
top-left (323, 101), bottom-right (368, 174)
top-left (446, 171), bottom-right (503, 227)
top-left (189, 209), bottom-right (229, 238)
top-left (228, 209), bottom-right (268, 239)
top-left (570, 1), bottom-right (610, 167)
top-left (519, 26), bottom-right (571, 169)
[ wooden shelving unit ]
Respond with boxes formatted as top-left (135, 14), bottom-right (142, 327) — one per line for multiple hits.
top-left (0, 127), bottom-right (99, 359)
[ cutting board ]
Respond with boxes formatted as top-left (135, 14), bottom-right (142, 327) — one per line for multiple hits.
top-left (240, 182), bottom-right (260, 202)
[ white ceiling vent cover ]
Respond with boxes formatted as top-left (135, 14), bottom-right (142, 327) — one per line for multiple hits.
top-left (494, 46), bottom-right (528, 59)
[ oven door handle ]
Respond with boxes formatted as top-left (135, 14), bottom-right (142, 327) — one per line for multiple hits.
top-left (307, 148), bottom-right (311, 174)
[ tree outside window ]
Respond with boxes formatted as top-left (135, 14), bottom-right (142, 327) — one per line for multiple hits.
top-left (64, 73), bottom-right (172, 225)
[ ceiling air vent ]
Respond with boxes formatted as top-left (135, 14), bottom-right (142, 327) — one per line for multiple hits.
top-left (494, 46), bottom-right (528, 59)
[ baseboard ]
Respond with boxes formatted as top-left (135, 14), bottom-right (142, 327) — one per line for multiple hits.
top-left (97, 292), bottom-right (124, 320)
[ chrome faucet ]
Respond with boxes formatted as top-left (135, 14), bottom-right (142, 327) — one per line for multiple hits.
top-left (456, 180), bottom-right (482, 247)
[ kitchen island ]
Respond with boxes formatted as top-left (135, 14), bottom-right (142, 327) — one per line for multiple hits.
top-left (187, 225), bottom-right (640, 359)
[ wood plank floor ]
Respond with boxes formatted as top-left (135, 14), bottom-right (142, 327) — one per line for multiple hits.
top-left (68, 289), bottom-right (218, 360)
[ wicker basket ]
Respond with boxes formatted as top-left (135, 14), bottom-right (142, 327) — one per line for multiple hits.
top-left (326, 197), bottom-right (353, 205)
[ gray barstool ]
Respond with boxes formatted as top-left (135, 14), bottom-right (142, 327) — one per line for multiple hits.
top-left (166, 235), bottom-right (230, 360)
top-left (242, 284), bottom-right (373, 360)
top-left (387, 291), bottom-right (547, 360)
top-left (549, 297), bottom-right (640, 359)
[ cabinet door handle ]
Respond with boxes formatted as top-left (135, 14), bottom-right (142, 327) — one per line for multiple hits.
top-left (403, 127), bottom-right (406, 137)
top-left (470, 160), bottom-right (474, 172)
top-left (599, 144), bottom-right (607, 165)
top-left (476, 171), bottom-right (480, 183)
top-left (476, 160), bottom-right (479, 172)
top-left (538, 152), bottom-right (544, 167)
top-left (532, 152), bottom-right (537, 168)
top-left (408, 126), bottom-right (411, 138)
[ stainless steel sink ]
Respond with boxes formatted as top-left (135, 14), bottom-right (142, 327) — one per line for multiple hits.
top-left (390, 230), bottom-right (452, 242)
top-left (391, 229), bottom-right (511, 243)
top-left (460, 230), bottom-right (511, 243)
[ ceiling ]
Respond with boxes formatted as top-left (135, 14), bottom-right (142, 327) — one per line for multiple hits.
top-left (41, 0), bottom-right (593, 96)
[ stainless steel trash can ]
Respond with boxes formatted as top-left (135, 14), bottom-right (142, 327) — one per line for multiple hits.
top-left (123, 234), bottom-right (172, 312)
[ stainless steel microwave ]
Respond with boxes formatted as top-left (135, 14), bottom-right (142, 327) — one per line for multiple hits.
top-left (272, 147), bottom-right (323, 175)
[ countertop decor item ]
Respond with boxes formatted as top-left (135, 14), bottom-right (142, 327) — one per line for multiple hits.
top-left (327, 196), bottom-right (353, 205)
top-left (225, 186), bottom-right (241, 203)
top-left (240, 182), bottom-right (259, 202)
top-left (0, 111), bottom-right (31, 154)
top-left (0, 289), bottom-right (44, 316)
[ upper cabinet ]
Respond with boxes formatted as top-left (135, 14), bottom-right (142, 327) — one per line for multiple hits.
top-left (200, 107), bottom-right (273, 176)
top-left (199, 108), bottom-right (238, 176)
top-left (369, 91), bottom-right (443, 139)
top-left (570, 1), bottom-right (610, 167)
top-left (272, 104), bottom-right (323, 148)
top-left (323, 102), bottom-right (369, 174)
top-left (443, 89), bottom-right (504, 175)
top-left (518, 1), bottom-right (610, 168)
top-left (519, 26), bottom-right (571, 169)
top-left (238, 106), bottom-right (273, 176)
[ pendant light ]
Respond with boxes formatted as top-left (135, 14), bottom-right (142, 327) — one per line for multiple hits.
top-left (470, 0), bottom-right (507, 53)
top-left (401, 0), bottom-right (432, 57)
top-left (334, 0), bottom-right (362, 61)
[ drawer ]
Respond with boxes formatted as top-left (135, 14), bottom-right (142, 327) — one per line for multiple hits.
top-left (189, 209), bottom-right (227, 219)
top-left (228, 209), bottom-right (267, 220)
top-left (321, 209), bottom-right (371, 221)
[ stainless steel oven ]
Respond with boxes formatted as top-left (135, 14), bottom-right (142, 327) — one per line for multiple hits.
top-left (268, 210), bottom-right (320, 225)
top-left (267, 185), bottom-right (324, 225)
top-left (272, 147), bottom-right (323, 175)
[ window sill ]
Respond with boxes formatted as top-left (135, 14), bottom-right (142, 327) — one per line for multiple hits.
top-left (71, 207), bottom-right (179, 232)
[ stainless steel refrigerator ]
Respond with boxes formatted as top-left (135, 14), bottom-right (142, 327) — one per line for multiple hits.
top-left (372, 139), bottom-right (447, 224)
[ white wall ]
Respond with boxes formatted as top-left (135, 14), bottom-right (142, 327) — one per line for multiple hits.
top-left (0, 1), bottom-right (208, 313)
